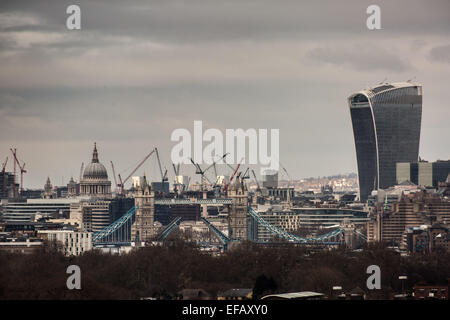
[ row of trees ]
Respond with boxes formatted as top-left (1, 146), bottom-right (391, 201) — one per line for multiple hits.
top-left (0, 239), bottom-right (448, 299)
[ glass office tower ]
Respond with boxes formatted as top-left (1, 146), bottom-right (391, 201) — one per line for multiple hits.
top-left (348, 82), bottom-right (422, 202)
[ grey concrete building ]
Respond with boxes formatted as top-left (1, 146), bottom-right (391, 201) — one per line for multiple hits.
top-left (396, 160), bottom-right (450, 187)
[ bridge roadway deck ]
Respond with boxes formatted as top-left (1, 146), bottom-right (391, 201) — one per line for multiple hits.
top-left (154, 198), bottom-right (232, 205)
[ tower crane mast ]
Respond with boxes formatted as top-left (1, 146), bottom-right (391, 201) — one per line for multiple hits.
top-left (10, 148), bottom-right (26, 197)
top-left (79, 162), bottom-right (84, 182)
top-left (241, 167), bottom-right (250, 180)
top-left (110, 161), bottom-right (118, 191)
top-left (155, 148), bottom-right (168, 183)
top-left (1, 157), bottom-right (8, 198)
top-left (251, 169), bottom-right (261, 192)
top-left (189, 158), bottom-right (212, 191)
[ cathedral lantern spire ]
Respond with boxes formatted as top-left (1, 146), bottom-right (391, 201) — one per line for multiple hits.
top-left (92, 142), bottom-right (99, 163)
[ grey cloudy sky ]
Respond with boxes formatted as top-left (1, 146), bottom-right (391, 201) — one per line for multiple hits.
top-left (1, 0), bottom-right (449, 188)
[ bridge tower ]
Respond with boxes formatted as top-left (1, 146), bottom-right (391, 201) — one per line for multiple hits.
top-left (342, 218), bottom-right (356, 249)
top-left (228, 176), bottom-right (248, 241)
top-left (131, 175), bottom-right (156, 244)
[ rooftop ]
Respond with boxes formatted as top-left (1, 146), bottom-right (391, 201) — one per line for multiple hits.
top-left (349, 81), bottom-right (422, 102)
top-left (218, 288), bottom-right (252, 297)
top-left (364, 81), bottom-right (421, 96)
top-left (261, 291), bottom-right (325, 300)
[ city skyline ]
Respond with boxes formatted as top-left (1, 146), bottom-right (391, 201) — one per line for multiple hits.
top-left (1, 0), bottom-right (450, 188)
top-left (1, 2), bottom-right (450, 305)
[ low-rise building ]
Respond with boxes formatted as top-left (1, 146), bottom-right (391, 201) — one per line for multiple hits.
top-left (177, 289), bottom-right (212, 300)
top-left (0, 238), bottom-right (43, 254)
top-left (217, 288), bottom-right (253, 300)
top-left (413, 281), bottom-right (449, 300)
top-left (38, 230), bottom-right (92, 256)
top-left (367, 190), bottom-right (450, 246)
top-left (403, 223), bottom-right (450, 253)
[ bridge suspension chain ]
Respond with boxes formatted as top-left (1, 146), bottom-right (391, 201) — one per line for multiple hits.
top-left (248, 206), bottom-right (345, 243)
top-left (93, 206), bottom-right (138, 242)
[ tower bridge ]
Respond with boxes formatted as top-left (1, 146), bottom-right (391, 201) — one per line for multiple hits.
top-left (93, 177), bottom-right (366, 249)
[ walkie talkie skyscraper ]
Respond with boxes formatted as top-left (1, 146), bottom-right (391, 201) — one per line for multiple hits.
top-left (348, 82), bottom-right (422, 202)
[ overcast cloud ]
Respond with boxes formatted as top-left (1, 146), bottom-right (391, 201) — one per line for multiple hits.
top-left (0, 0), bottom-right (449, 188)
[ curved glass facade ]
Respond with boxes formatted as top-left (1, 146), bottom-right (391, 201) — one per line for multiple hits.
top-left (348, 83), bottom-right (422, 202)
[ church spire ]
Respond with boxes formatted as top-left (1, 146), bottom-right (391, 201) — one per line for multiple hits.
top-left (45, 176), bottom-right (52, 190)
top-left (92, 142), bottom-right (99, 163)
top-left (44, 176), bottom-right (53, 197)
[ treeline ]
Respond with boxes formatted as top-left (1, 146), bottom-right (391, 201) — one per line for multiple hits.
top-left (0, 240), bottom-right (449, 299)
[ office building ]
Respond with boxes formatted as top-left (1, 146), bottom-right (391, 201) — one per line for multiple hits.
top-left (70, 197), bottom-right (133, 233)
top-left (1, 198), bottom-right (82, 222)
top-left (152, 181), bottom-right (170, 194)
top-left (0, 172), bottom-right (18, 199)
top-left (262, 170), bottom-right (278, 189)
top-left (38, 230), bottom-right (93, 256)
top-left (348, 82), bottom-right (422, 201)
top-left (397, 160), bottom-right (450, 187)
top-left (20, 189), bottom-right (44, 199)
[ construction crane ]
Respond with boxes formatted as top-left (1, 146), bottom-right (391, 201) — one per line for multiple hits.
top-left (189, 158), bottom-right (213, 191)
top-left (185, 176), bottom-right (191, 191)
top-left (79, 162), bottom-right (84, 182)
top-left (172, 163), bottom-right (180, 195)
top-left (206, 153), bottom-right (228, 185)
top-left (189, 154), bottom-right (228, 191)
top-left (251, 169), bottom-right (261, 193)
top-left (221, 154), bottom-right (247, 185)
top-left (278, 160), bottom-right (291, 181)
top-left (172, 163), bottom-right (180, 177)
top-left (172, 162), bottom-right (190, 195)
top-left (1, 157), bottom-right (8, 198)
top-left (117, 148), bottom-right (156, 194)
top-left (212, 161), bottom-right (218, 182)
top-left (110, 161), bottom-right (118, 192)
top-left (11, 148), bottom-right (17, 198)
top-left (273, 156), bottom-right (293, 187)
top-left (241, 167), bottom-right (250, 180)
top-left (222, 153), bottom-right (237, 174)
top-left (155, 148), bottom-right (168, 184)
top-left (223, 157), bottom-right (244, 193)
top-left (223, 154), bottom-right (250, 180)
top-left (10, 148), bottom-right (26, 197)
top-left (172, 163), bottom-right (180, 182)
